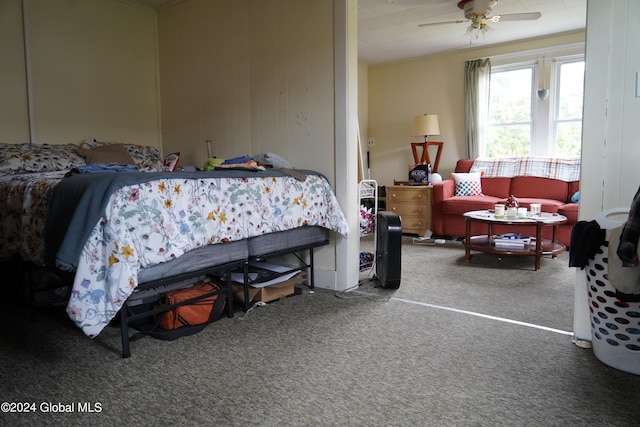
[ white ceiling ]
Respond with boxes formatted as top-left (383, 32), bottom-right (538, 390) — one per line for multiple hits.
top-left (125, 0), bottom-right (587, 66)
top-left (358, 0), bottom-right (587, 64)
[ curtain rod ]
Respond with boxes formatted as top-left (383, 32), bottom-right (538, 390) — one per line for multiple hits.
top-left (466, 41), bottom-right (585, 63)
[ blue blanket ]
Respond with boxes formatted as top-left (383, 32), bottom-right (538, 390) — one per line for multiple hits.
top-left (45, 169), bottom-right (317, 271)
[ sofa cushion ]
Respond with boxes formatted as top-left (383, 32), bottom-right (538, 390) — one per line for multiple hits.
top-left (568, 181), bottom-right (580, 200)
top-left (442, 195), bottom-right (502, 215)
top-left (480, 177), bottom-right (512, 198)
top-left (558, 203), bottom-right (579, 223)
top-left (510, 176), bottom-right (569, 202)
top-left (452, 172), bottom-right (482, 196)
top-left (455, 159), bottom-right (475, 173)
top-left (509, 198), bottom-right (564, 214)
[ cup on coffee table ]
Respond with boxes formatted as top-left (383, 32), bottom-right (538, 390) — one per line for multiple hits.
top-left (530, 203), bottom-right (542, 216)
top-left (494, 203), bottom-right (505, 218)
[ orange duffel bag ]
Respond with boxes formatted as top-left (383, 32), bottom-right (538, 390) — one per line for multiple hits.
top-left (158, 282), bottom-right (226, 330)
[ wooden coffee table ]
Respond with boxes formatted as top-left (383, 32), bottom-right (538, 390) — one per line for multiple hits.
top-left (463, 210), bottom-right (567, 271)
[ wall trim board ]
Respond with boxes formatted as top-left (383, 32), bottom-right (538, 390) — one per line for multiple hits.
top-left (22, 0), bottom-right (36, 143)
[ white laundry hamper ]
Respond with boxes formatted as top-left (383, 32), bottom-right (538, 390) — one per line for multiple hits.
top-left (586, 209), bottom-right (640, 375)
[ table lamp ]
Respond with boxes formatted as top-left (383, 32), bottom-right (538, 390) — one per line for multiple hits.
top-left (411, 114), bottom-right (443, 172)
top-left (412, 114), bottom-right (440, 142)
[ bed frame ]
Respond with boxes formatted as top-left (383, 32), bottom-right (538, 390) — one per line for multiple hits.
top-left (0, 142), bottom-right (345, 358)
top-left (118, 228), bottom-right (328, 358)
top-left (18, 226), bottom-right (330, 358)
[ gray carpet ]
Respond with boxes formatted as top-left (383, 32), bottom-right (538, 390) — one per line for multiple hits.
top-left (1, 236), bottom-right (639, 427)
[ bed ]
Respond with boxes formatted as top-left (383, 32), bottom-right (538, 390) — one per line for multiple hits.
top-left (0, 141), bottom-right (349, 357)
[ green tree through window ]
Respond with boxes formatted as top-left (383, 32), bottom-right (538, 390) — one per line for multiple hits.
top-left (484, 55), bottom-right (584, 158)
top-left (555, 61), bottom-right (584, 157)
top-left (487, 68), bottom-right (532, 157)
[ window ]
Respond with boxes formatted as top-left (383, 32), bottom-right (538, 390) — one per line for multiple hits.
top-left (482, 50), bottom-right (584, 158)
top-left (486, 67), bottom-right (533, 157)
top-left (554, 60), bottom-right (585, 157)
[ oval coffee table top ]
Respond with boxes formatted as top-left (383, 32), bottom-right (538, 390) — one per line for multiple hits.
top-left (463, 209), bottom-right (567, 225)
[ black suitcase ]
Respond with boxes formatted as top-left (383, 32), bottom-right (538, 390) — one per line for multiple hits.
top-left (375, 211), bottom-right (402, 288)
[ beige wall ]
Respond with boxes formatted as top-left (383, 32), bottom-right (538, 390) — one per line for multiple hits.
top-left (158, 0), bottom-right (357, 289)
top-left (0, 0), bottom-right (357, 290)
top-left (1, 0), bottom-right (160, 147)
top-left (357, 62), bottom-right (369, 179)
top-left (365, 31), bottom-right (586, 186)
top-left (158, 0), bottom-right (336, 176)
top-left (0, 0), bottom-right (29, 142)
top-left (2, 0), bottom-right (336, 170)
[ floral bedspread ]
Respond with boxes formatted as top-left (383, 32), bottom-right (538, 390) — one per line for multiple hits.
top-left (65, 173), bottom-right (349, 337)
top-left (0, 171), bottom-right (67, 264)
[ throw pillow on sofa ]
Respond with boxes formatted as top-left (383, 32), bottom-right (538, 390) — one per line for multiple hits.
top-left (452, 172), bottom-right (483, 196)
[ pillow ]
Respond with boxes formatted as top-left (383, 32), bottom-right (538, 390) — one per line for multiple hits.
top-left (0, 142), bottom-right (86, 175)
top-left (452, 172), bottom-right (483, 196)
top-left (76, 144), bottom-right (136, 165)
top-left (571, 191), bottom-right (580, 203)
top-left (82, 139), bottom-right (164, 171)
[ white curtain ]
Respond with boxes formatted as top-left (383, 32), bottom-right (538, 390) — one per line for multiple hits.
top-left (464, 58), bottom-right (491, 158)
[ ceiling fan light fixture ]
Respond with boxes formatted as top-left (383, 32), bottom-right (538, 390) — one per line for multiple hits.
top-left (481, 23), bottom-right (494, 37)
top-left (419, 0), bottom-right (541, 41)
top-left (464, 21), bottom-right (493, 40)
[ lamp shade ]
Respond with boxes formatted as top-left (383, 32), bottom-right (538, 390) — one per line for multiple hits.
top-left (412, 114), bottom-right (440, 137)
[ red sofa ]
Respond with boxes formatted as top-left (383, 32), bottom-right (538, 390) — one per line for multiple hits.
top-left (431, 159), bottom-right (579, 247)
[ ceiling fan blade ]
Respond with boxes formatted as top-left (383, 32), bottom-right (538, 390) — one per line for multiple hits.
top-left (492, 12), bottom-right (542, 22)
top-left (418, 20), bottom-right (466, 28)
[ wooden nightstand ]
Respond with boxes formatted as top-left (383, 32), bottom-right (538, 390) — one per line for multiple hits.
top-left (386, 185), bottom-right (432, 236)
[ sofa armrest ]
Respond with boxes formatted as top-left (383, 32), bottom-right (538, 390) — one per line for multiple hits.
top-left (431, 180), bottom-right (455, 235)
top-left (433, 179), bottom-right (454, 203)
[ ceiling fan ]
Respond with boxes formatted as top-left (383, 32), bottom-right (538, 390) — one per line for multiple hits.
top-left (418, 0), bottom-right (542, 40)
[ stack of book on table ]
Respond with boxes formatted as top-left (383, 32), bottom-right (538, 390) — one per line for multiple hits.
top-left (493, 233), bottom-right (532, 249)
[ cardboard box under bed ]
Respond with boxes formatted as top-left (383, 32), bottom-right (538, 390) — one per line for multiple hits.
top-left (231, 272), bottom-right (307, 303)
